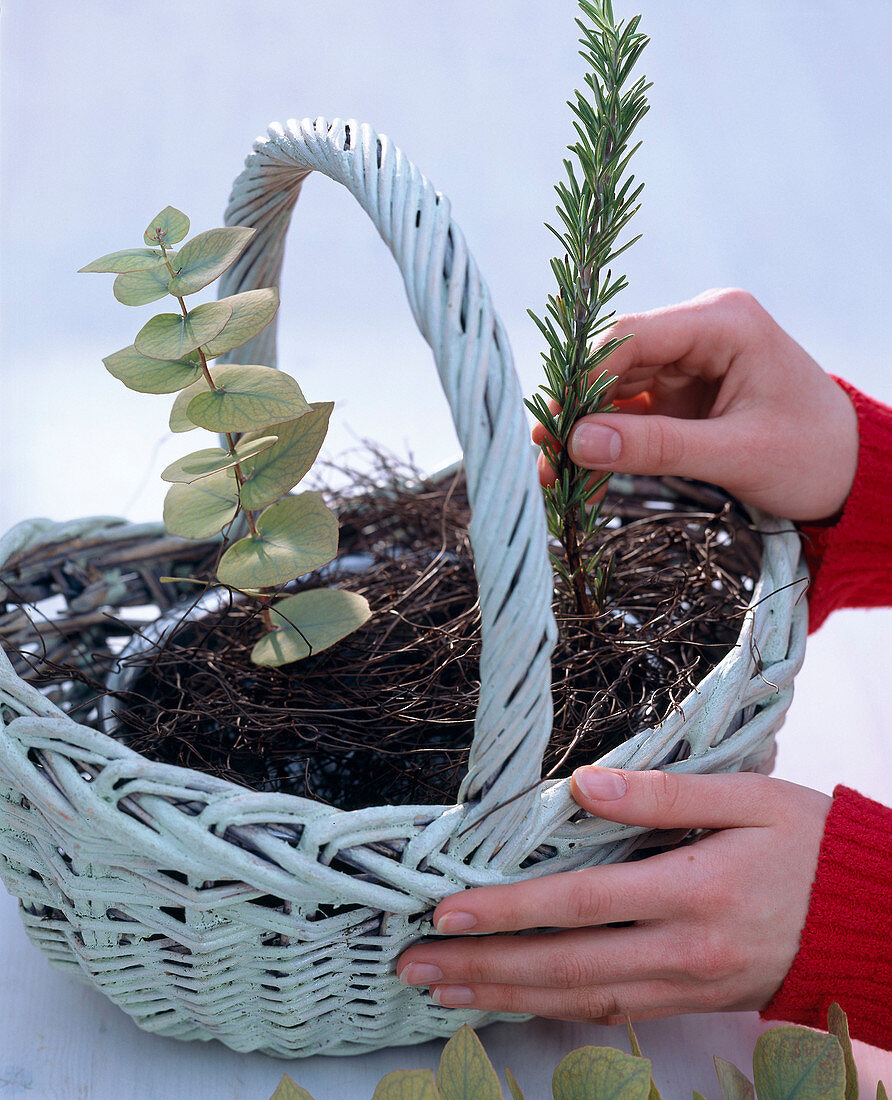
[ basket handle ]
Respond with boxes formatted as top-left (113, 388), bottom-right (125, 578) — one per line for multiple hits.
top-left (219, 118), bottom-right (557, 862)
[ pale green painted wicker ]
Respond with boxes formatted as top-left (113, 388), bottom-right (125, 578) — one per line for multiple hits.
top-left (0, 118), bottom-right (808, 1057)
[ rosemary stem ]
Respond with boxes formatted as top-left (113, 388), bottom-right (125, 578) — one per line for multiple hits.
top-left (526, 0), bottom-right (649, 625)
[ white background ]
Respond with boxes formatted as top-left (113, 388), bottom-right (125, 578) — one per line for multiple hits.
top-left (1, 1), bottom-right (890, 1096)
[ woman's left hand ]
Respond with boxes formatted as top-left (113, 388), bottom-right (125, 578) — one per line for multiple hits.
top-left (396, 767), bottom-right (831, 1023)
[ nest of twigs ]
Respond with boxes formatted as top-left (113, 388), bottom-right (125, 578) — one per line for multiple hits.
top-left (1, 457), bottom-right (761, 811)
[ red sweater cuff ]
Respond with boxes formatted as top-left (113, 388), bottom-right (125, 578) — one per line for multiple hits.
top-left (799, 379), bottom-right (892, 632)
top-left (761, 785), bottom-right (892, 1050)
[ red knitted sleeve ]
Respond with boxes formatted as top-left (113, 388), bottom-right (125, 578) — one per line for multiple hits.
top-left (761, 381), bottom-right (892, 1048)
top-left (761, 786), bottom-right (892, 1050)
top-left (799, 379), bottom-right (892, 632)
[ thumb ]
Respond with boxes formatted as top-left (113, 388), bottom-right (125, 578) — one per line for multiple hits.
top-left (568, 412), bottom-right (745, 488)
top-left (570, 766), bottom-right (780, 830)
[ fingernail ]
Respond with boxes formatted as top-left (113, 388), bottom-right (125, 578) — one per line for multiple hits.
top-left (435, 911), bottom-right (477, 934)
top-left (431, 985), bottom-right (475, 1007)
top-left (398, 963), bottom-right (444, 986)
top-left (573, 766), bottom-right (627, 801)
top-left (571, 424), bottom-right (621, 465)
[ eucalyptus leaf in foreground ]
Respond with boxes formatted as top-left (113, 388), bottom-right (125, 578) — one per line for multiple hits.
top-left (753, 1027), bottom-right (845, 1100)
top-left (163, 470), bottom-right (239, 539)
top-left (238, 402), bottom-right (333, 509)
top-left (184, 363), bottom-right (310, 432)
top-left (268, 1075), bottom-right (317, 1100)
top-left (505, 1067), bottom-right (525, 1100)
top-left (252, 588), bottom-right (371, 667)
top-left (436, 1025), bottom-right (502, 1100)
top-left (371, 1070), bottom-right (439, 1100)
top-left (713, 1057), bottom-right (755, 1100)
top-left (216, 492), bottom-right (337, 589)
top-left (103, 345), bottom-right (203, 394)
top-left (827, 1002), bottom-right (859, 1100)
top-left (201, 287), bottom-right (280, 358)
top-left (134, 300), bottom-right (232, 361)
top-left (160, 436), bottom-right (278, 484)
top-left (144, 205), bottom-right (190, 245)
top-left (552, 1046), bottom-right (653, 1100)
top-left (266, 1009), bottom-right (875, 1100)
top-left (626, 1022), bottom-right (662, 1100)
top-left (79, 247), bottom-right (164, 274)
top-left (167, 226), bottom-right (254, 295)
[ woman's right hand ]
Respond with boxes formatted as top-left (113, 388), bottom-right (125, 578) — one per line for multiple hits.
top-left (534, 288), bottom-right (859, 522)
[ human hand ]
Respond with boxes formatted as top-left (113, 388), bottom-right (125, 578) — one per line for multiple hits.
top-left (533, 288), bottom-right (859, 522)
top-left (397, 767), bottom-right (832, 1023)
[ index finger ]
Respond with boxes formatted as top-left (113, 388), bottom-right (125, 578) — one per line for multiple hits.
top-left (431, 848), bottom-right (690, 935)
top-left (594, 291), bottom-right (751, 380)
top-left (528, 289), bottom-right (747, 449)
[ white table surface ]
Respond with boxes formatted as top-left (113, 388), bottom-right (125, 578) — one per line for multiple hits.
top-left (2, 609), bottom-right (890, 1099)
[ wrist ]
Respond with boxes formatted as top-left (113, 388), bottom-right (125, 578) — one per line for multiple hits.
top-left (804, 375), bottom-right (859, 523)
top-left (797, 378), bottom-right (892, 631)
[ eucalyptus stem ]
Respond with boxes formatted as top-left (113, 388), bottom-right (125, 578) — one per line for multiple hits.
top-left (161, 242), bottom-right (273, 630)
top-left (526, 0), bottom-right (650, 619)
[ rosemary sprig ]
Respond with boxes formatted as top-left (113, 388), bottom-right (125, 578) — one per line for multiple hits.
top-left (525, 0), bottom-right (650, 618)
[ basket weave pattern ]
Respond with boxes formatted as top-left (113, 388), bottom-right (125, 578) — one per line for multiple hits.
top-left (0, 118), bottom-right (807, 1056)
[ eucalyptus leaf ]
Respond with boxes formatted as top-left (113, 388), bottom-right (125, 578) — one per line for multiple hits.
top-left (201, 287), bottom-right (280, 358)
top-left (79, 247), bottom-right (164, 274)
top-left (144, 206), bottom-right (190, 246)
top-left (552, 1046), bottom-right (652, 1100)
top-left (113, 260), bottom-right (175, 307)
top-left (167, 226), bottom-right (254, 295)
top-left (268, 1075), bottom-right (316, 1100)
top-left (627, 1021), bottom-right (644, 1059)
top-left (252, 589), bottom-right (371, 666)
top-left (103, 345), bottom-right (202, 394)
top-left (160, 436), bottom-right (278, 484)
top-left (169, 375), bottom-right (207, 432)
top-left (436, 1025), bottom-right (502, 1100)
top-left (505, 1067), bottom-right (525, 1100)
top-left (827, 1003), bottom-right (859, 1100)
top-left (371, 1070), bottom-right (439, 1100)
top-left (238, 402), bottom-right (333, 509)
top-left (184, 363), bottom-right (310, 433)
top-left (134, 300), bottom-right (232, 361)
top-left (878, 1083), bottom-right (888, 1100)
top-left (163, 470), bottom-right (239, 539)
top-left (753, 1027), bottom-right (846, 1100)
top-left (216, 493), bottom-right (337, 589)
top-left (713, 1057), bottom-right (755, 1100)
top-left (168, 360), bottom-right (307, 433)
top-left (627, 1021), bottom-right (662, 1100)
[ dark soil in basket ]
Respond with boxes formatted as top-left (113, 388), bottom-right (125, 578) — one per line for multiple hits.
top-left (100, 458), bottom-right (761, 811)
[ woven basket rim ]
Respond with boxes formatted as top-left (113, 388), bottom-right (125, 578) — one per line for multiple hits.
top-left (0, 490), bottom-right (803, 829)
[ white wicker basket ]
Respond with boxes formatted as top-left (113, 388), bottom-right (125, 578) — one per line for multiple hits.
top-left (0, 118), bottom-right (807, 1056)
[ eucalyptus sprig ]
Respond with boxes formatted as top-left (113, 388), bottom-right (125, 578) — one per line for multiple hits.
top-left (269, 1005), bottom-right (877, 1099)
top-left (81, 206), bottom-right (370, 667)
top-left (525, 0), bottom-right (650, 618)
